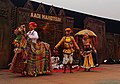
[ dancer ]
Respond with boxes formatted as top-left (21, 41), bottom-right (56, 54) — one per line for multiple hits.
top-left (25, 22), bottom-right (52, 76)
top-left (54, 28), bottom-right (80, 73)
top-left (24, 22), bottom-right (39, 76)
top-left (81, 33), bottom-right (97, 72)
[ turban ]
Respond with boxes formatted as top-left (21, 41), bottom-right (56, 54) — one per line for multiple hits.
top-left (65, 28), bottom-right (72, 31)
top-left (29, 22), bottom-right (37, 28)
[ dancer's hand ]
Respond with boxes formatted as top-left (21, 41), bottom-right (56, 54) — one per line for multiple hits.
top-left (94, 49), bottom-right (97, 53)
top-left (24, 34), bottom-right (28, 37)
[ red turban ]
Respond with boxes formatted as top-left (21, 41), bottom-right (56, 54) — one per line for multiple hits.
top-left (29, 22), bottom-right (37, 28)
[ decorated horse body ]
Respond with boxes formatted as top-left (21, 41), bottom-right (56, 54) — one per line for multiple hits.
top-left (9, 25), bottom-right (27, 73)
top-left (25, 41), bottom-right (52, 76)
top-left (10, 25), bottom-right (52, 76)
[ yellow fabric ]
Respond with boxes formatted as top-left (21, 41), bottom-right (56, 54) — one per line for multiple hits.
top-left (20, 35), bottom-right (27, 48)
top-left (55, 37), bottom-right (64, 49)
top-left (55, 36), bottom-right (79, 54)
top-left (89, 53), bottom-right (94, 66)
top-left (83, 53), bottom-right (94, 69)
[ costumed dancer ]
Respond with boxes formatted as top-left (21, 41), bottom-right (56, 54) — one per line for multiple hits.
top-left (27, 22), bottom-right (39, 43)
top-left (25, 22), bottom-right (52, 76)
top-left (81, 33), bottom-right (97, 72)
top-left (54, 28), bottom-right (80, 73)
top-left (24, 22), bottom-right (39, 76)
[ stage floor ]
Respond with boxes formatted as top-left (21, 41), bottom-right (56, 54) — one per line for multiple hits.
top-left (0, 64), bottom-right (120, 84)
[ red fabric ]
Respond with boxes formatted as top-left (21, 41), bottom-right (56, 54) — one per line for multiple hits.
top-left (29, 22), bottom-right (37, 28)
top-left (75, 36), bottom-right (78, 43)
top-left (53, 50), bottom-right (59, 56)
top-left (52, 67), bottom-right (106, 73)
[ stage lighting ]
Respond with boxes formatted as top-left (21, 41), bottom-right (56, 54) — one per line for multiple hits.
top-left (103, 58), bottom-right (116, 64)
top-left (104, 60), bottom-right (107, 63)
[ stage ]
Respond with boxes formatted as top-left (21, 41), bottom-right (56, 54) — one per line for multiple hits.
top-left (0, 64), bottom-right (120, 84)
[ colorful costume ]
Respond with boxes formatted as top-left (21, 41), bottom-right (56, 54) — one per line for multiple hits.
top-left (81, 34), bottom-right (97, 71)
top-left (55, 28), bottom-right (79, 73)
top-left (25, 41), bottom-right (52, 76)
top-left (10, 22), bottom-right (52, 76)
top-left (33, 42), bottom-right (52, 74)
top-left (9, 25), bottom-right (27, 73)
top-left (23, 22), bottom-right (51, 76)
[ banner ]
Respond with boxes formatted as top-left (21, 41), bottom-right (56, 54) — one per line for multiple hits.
top-left (30, 12), bottom-right (62, 22)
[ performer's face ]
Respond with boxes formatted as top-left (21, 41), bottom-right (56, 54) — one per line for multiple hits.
top-left (29, 25), bottom-right (35, 31)
top-left (65, 30), bottom-right (71, 35)
top-left (83, 34), bottom-right (89, 39)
